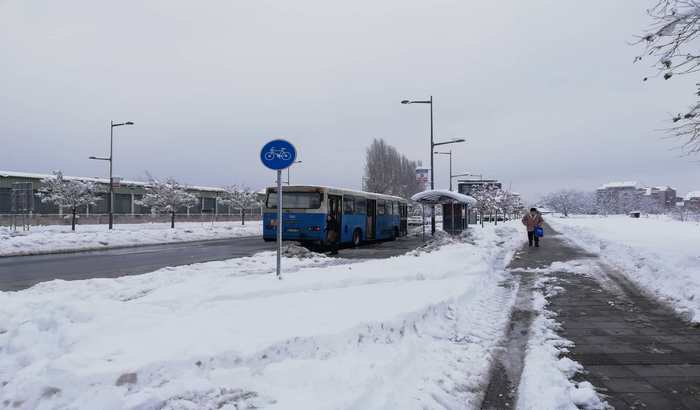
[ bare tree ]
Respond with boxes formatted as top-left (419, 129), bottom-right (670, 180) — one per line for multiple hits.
top-left (635, 0), bottom-right (700, 154)
top-left (364, 138), bottom-right (422, 198)
top-left (218, 185), bottom-right (260, 225)
top-left (541, 189), bottom-right (593, 217)
top-left (38, 171), bottom-right (101, 231)
top-left (137, 177), bottom-right (198, 228)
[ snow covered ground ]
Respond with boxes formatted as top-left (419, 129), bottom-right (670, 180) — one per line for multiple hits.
top-left (0, 222), bottom-right (524, 410)
top-left (0, 221), bottom-right (262, 257)
top-left (548, 215), bottom-right (700, 323)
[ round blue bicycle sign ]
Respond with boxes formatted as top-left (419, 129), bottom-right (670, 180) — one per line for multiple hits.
top-left (260, 139), bottom-right (297, 170)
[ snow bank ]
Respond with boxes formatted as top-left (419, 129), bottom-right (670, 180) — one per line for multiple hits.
top-left (548, 215), bottom-right (700, 322)
top-left (0, 221), bottom-right (262, 256)
top-left (0, 222), bottom-right (524, 410)
top-left (517, 272), bottom-right (607, 410)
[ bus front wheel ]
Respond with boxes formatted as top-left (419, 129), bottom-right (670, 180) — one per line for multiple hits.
top-left (352, 229), bottom-right (362, 247)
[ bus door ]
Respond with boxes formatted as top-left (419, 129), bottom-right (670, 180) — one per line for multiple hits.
top-left (400, 203), bottom-right (408, 236)
top-left (327, 195), bottom-right (342, 244)
top-left (366, 199), bottom-right (376, 240)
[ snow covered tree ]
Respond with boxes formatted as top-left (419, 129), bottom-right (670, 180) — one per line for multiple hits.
top-left (137, 177), bottom-right (198, 228)
top-left (38, 170), bottom-right (101, 231)
top-left (218, 185), bottom-right (261, 225)
top-left (496, 190), bottom-right (524, 220)
top-left (541, 190), bottom-right (593, 217)
top-left (470, 184), bottom-right (500, 225)
top-left (636, 1), bottom-right (700, 154)
top-left (596, 189), bottom-right (617, 216)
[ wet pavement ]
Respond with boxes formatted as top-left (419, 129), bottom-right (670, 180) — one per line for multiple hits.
top-left (481, 223), bottom-right (700, 409)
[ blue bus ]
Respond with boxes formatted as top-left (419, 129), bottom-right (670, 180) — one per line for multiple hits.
top-left (263, 185), bottom-right (409, 246)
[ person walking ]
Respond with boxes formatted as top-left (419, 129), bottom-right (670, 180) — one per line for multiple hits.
top-left (522, 207), bottom-right (544, 247)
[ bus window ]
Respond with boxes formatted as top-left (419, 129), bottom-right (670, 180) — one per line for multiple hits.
top-left (343, 196), bottom-right (355, 214)
top-left (377, 200), bottom-right (386, 215)
top-left (355, 198), bottom-right (367, 214)
top-left (266, 192), bottom-right (323, 209)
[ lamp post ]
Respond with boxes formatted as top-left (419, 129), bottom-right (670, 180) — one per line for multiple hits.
top-left (434, 150), bottom-right (453, 191)
top-left (286, 160), bottom-right (303, 185)
top-left (401, 96), bottom-right (466, 235)
top-left (89, 120), bottom-right (134, 229)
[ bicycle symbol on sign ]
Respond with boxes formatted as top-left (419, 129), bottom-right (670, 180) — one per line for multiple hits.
top-left (264, 147), bottom-right (292, 161)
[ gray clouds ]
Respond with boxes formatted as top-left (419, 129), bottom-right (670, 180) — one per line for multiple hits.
top-left (1, 0), bottom-right (697, 202)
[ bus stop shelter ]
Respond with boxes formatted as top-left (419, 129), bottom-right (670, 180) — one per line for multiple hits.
top-left (410, 190), bottom-right (478, 238)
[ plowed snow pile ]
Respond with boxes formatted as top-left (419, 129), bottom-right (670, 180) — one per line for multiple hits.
top-left (0, 222), bottom-right (523, 410)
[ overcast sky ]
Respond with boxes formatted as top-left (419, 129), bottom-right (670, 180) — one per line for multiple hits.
top-left (1, 0), bottom-right (698, 201)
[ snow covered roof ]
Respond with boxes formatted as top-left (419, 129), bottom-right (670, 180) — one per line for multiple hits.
top-left (410, 190), bottom-right (477, 205)
top-left (598, 181), bottom-right (641, 190)
top-left (0, 170), bottom-right (226, 193)
top-left (265, 185), bottom-right (406, 202)
top-left (685, 191), bottom-right (700, 200)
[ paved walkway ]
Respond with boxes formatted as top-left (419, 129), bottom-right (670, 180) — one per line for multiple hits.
top-left (482, 223), bottom-right (700, 409)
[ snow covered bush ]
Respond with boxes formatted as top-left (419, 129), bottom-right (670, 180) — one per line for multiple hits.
top-left (38, 170), bottom-right (101, 231)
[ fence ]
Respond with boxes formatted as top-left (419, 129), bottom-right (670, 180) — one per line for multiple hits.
top-left (0, 208), bottom-right (263, 227)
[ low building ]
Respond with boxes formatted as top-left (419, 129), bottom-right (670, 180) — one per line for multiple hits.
top-left (596, 182), bottom-right (679, 214)
top-left (643, 186), bottom-right (678, 211)
top-left (0, 170), bottom-right (257, 225)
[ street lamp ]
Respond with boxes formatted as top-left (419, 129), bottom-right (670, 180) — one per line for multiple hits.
top-left (401, 96), bottom-right (465, 234)
top-left (286, 160), bottom-right (302, 185)
top-left (434, 150), bottom-right (453, 191)
top-left (89, 120), bottom-right (134, 230)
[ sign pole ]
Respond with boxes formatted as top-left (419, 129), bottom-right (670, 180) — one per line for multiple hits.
top-left (276, 169), bottom-right (283, 279)
top-left (260, 138), bottom-right (296, 281)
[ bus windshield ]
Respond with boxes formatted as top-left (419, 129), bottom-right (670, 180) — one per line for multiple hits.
top-left (266, 192), bottom-right (323, 209)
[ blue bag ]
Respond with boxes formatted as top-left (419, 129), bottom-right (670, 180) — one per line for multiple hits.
top-left (534, 227), bottom-right (544, 238)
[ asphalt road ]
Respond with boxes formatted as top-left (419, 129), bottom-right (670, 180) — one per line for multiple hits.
top-left (0, 234), bottom-right (424, 292)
